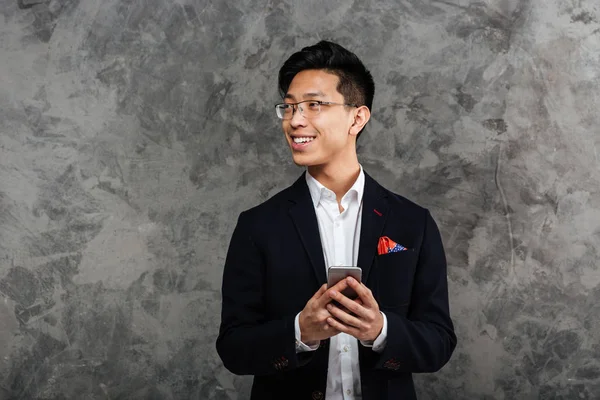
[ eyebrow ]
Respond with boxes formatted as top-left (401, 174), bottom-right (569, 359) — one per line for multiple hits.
top-left (284, 91), bottom-right (327, 100)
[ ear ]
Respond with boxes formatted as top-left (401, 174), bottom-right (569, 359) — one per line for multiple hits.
top-left (348, 106), bottom-right (371, 137)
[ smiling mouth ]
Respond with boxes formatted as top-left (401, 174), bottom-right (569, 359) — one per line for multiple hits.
top-left (292, 137), bottom-right (315, 144)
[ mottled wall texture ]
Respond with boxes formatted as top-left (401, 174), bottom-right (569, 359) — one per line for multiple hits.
top-left (1, 0), bottom-right (599, 398)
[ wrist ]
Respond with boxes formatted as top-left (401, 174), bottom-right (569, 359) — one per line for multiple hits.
top-left (298, 311), bottom-right (311, 343)
top-left (300, 330), bottom-right (316, 344)
top-left (370, 314), bottom-right (384, 341)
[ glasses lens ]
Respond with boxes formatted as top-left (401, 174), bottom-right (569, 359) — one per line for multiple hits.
top-left (275, 102), bottom-right (322, 119)
top-left (302, 101), bottom-right (321, 118)
top-left (276, 104), bottom-right (293, 119)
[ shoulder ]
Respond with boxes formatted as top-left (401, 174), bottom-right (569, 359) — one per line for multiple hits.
top-left (237, 175), bottom-right (302, 222)
top-left (366, 172), bottom-right (433, 227)
top-left (386, 189), bottom-right (426, 213)
top-left (367, 172), bottom-right (427, 212)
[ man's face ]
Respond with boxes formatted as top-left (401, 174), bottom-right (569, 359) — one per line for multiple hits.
top-left (282, 69), bottom-right (357, 168)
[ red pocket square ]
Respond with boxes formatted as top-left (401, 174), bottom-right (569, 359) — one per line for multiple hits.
top-left (377, 236), bottom-right (408, 255)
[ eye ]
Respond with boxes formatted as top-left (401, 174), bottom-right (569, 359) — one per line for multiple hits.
top-left (307, 101), bottom-right (320, 110)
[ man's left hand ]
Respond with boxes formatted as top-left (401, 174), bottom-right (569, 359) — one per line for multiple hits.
top-left (325, 277), bottom-right (384, 342)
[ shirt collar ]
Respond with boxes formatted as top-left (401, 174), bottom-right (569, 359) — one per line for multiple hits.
top-left (305, 165), bottom-right (365, 208)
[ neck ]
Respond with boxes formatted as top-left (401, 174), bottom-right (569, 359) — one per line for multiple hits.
top-left (307, 158), bottom-right (361, 200)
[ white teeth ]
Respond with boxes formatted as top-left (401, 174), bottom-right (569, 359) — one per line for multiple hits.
top-left (293, 137), bottom-right (315, 144)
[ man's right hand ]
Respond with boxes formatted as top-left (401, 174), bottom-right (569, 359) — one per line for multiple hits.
top-left (298, 284), bottom-right (340, 344)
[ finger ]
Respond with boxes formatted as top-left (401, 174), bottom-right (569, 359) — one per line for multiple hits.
top-left (346, 278), bottom-right (376, 307)
top-left (335, 303), bottom-right (352, 314)
top-left (329, 289), bottom-right (367, 319)
top-left (312, 283), bottom-right (329, 301)
top-left (327, 303), bottom-right (363, 329)
top-left (329, 278), bottom-right (350, 294)
top-left (326, 316), bottom-right (357, 336)
top-left (324, 279), bottom-right (353, 304)
top-left (323, 322), bottom-right (341, 334)
top-left (351, 299), bottom-right (364, 315)
top-left (323, 325), bottom-right (342, 340)
top-left (318, 280), bottom-right (347, 308)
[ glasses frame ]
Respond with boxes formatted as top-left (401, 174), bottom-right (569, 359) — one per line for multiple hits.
top-left (275, 100), bottom-right (359, 120)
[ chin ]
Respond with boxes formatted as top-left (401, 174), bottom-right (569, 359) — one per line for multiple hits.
top-left (290, 153), bottom-right (318, 167)
top-left (291, 156), bottom-right (310, 167)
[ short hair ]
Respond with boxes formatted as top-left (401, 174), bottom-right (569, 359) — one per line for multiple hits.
top-left (278, 40), bottom-right (375, 139)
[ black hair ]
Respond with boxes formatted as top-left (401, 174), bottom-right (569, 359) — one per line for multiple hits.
top-left (278, 40), bottom-right (375, 139)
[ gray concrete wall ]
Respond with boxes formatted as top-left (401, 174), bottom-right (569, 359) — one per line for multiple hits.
top-left (1, 0), bottom-right (599, 398)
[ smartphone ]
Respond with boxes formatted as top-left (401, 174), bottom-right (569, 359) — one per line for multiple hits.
top-left (327, 266), bottom-right (362, 299)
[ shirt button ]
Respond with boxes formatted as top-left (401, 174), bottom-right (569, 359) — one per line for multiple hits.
top-left (343, 345), bottom-right (349, 352)
top-left (346, 389), bottom-right (352, 395)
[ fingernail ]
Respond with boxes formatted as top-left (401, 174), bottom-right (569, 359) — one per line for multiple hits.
top-left (327, 304), bottom-right (332, 310)
top-left (330, 290), bottom-right (337, 296)
top-left (347, 277), bottom-right (355, 283)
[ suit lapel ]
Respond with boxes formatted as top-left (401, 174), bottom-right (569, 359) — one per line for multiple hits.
top-left (287, 171), bottom-right (389, 285)
top-left (288, 174), bottom-right (327, 285)
top-left (357, 172), bottom-right (389, 283)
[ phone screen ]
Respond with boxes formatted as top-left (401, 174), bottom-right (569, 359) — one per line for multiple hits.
top-left (327, 266), bottom-right (362, 299)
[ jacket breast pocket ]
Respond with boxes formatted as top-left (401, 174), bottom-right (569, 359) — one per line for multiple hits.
top-left (375, 250), bottom-right (418, 308)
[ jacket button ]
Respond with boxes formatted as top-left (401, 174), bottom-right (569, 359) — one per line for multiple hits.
top-left (312, 390), bottom-right (323, 400)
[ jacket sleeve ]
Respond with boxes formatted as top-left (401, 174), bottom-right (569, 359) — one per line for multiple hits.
top-left (215, 211), bottom-right (315, 376)
top-left (369, 210), bottom-right (457, 373)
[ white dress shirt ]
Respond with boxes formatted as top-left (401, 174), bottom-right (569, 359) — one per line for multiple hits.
top-left (294, 165), bottom-right (388, 400)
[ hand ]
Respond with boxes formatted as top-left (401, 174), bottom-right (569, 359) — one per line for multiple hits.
top-left (298, 284), bottom-right (341, 344)
top-left (325, 277), bottom-right (384, 342)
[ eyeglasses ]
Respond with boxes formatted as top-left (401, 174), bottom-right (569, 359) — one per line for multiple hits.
top-left (275, 100), bottom-right (358, 120)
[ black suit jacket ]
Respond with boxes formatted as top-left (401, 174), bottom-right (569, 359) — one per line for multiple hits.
top-left (216, 171), bottom-right (456, 399)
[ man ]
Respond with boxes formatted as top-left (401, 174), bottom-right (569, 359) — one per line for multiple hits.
top-left (216, 40), bottom-right (456, 399)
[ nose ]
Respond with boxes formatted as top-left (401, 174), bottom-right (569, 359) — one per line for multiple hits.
top-left (289, 104), bottom-right (307, 128)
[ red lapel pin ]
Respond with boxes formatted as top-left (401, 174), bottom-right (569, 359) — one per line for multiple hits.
top-left (373, 209), bottom-right (382, 217)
